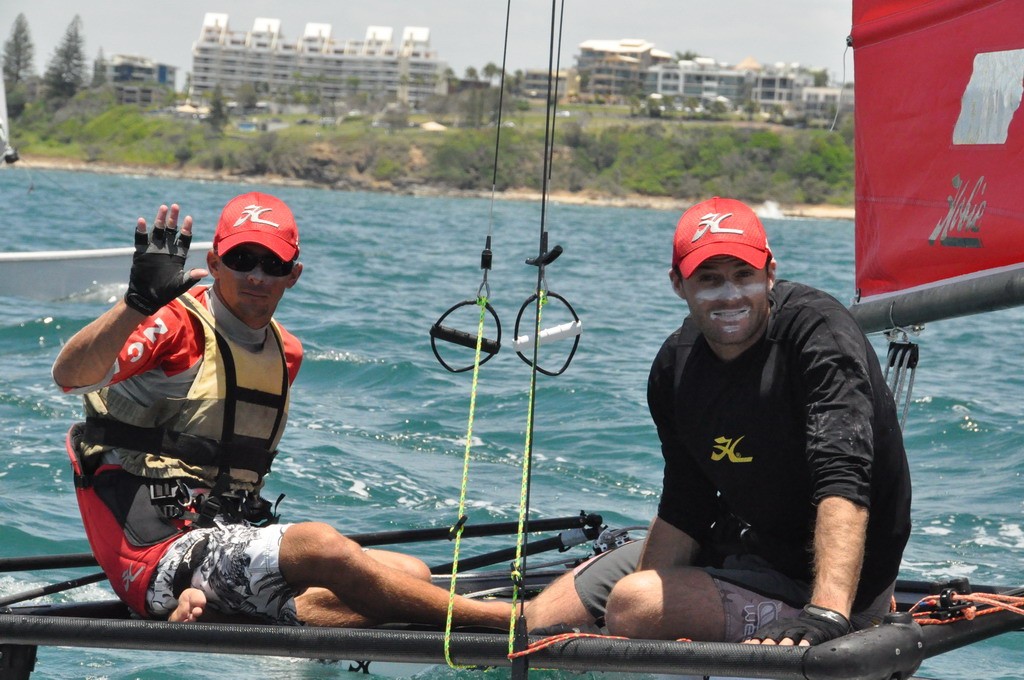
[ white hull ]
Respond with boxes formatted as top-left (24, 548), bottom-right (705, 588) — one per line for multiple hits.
top-left (0, 242), bottom-right (213, 301)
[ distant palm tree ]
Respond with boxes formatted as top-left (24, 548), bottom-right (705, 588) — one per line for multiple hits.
top-left (482, 62), bottom-right (501, 85)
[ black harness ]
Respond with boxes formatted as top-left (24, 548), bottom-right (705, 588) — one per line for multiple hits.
top-left (78, 302), bottom-right (290, 530)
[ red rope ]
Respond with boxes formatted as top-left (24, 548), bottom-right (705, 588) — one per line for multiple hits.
top-left (508, 632), bottom-right (694, 659)
top-left (909, 591), bottom-right (1024, 626)
top-left (508, 632), bottom-right (627, 659)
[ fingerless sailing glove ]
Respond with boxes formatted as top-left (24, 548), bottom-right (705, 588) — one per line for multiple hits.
top-left (747, 604), bottom-right (852, 645)
top-left (124, 227), bottom-right (200, 316)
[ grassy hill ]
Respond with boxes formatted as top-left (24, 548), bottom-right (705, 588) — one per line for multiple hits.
top-left (11, 88), bottom-right (855, 208)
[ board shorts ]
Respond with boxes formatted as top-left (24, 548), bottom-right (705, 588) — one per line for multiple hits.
top-left (147, 520), bottom-right (300, 625)
top-left (573, 539), bottom-right (894, 642)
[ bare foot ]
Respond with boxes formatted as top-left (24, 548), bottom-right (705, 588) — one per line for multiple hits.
top-left (168, 587), bottom-right (206, 622)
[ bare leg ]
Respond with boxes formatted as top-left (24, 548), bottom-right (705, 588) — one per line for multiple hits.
top-left (167, 547), bottom-right (435, 626)
top-left (605, 567), bottom-right (725, 640)
top-left (168, 588), bottom-right (206, 623)
top-left (524, 571), bottom-right (595, 631)
top-left (365, 548), bottom-right (432, 582)
top-left (280, 522), bottom-right (510, 628)
top-left (294, 551), bottom-right (431, 626)
top-left (295, 587), bottom-right (372, 627)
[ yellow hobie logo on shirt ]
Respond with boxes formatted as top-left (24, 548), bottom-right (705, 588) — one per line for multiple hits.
top-left (710, 435), bottom-right (753, 463)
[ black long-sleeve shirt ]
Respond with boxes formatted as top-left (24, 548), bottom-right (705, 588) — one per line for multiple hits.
top-left (648, 280), bottom-right (911, 609)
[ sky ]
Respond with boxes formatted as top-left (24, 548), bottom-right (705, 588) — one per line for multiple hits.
top-left (0, 1), bottom-right (856, 91)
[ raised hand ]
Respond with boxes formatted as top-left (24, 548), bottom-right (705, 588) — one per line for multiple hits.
top-left (124, 203), bottom-right (208, 316)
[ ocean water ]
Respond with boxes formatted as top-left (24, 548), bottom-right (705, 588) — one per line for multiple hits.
top-left (0, 168), bottom-right (1020, 680)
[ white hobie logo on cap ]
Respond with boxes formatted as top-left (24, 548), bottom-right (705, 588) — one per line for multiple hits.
top-left (691, 212), bottom-right (744, 242)
top-left (234, 205), bottom-right (280, 229)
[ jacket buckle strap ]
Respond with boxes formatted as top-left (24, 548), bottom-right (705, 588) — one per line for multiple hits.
top-left (147, 480), bottom-right (191, 519)
top-left (195, 494), bottom-right (222, 528)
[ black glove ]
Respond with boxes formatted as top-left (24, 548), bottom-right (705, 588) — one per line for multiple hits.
top-left (747, 604), bottom-right (852, 645)
top-left (124, 226), bottom-right (200, 315)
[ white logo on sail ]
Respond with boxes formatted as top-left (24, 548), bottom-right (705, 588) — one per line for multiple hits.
top-left (953, 49), bottom-right (1024, 145)
top-left (234, 205), bottom-right (280, 228)
top-left (691, 212), bottom-right (743, 242)
top-left (929, 175), bottom-right (986, 248)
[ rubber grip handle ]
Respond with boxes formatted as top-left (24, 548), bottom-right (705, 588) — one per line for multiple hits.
top-left (430, 323), bottom-right (501, 355)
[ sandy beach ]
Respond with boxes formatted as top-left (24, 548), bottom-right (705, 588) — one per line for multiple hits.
top-left (17, 157), bottom-right (855, 221)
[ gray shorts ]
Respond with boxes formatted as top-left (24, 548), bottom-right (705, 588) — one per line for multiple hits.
top-left (573, 539), bottom-right (893, 641)
top-left (147, 521), bottom-right (300, 625)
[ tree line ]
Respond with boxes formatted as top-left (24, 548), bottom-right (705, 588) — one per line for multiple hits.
top-left (4, 13), bottom-right (854, 207)
top-left (3, 14), bottom-right (93, 117)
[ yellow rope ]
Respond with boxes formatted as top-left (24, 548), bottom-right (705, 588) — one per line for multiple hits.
top-left (443, 296), bottom-right (490, 668)
top-left (507, 290), bottom-right (547, 655)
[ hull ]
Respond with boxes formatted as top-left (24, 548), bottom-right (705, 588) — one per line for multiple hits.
top-left (0, 604), bottom-right (920, 680)
top-left (2, 568), bottom-right (1020, 680)
top-left (0, 242), bottom-right (213, 301)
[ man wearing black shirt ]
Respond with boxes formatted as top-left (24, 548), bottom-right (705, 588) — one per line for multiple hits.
top-left (528, 197), bottom-right (911, 646)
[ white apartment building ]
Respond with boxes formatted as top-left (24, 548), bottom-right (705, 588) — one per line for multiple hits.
top-left (190, 14), bottom-right (448, 106)
top-left (798, 84), bottom-right (854, 123)
top-left (645, 57), bottom-right (752, 108)
top-left (645, 56), bottom-right (822, 116)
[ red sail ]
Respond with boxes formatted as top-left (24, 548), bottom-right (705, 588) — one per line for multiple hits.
top-left (852, 0), bottom-right (1024, 302)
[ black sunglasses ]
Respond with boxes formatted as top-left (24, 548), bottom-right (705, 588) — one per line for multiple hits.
top-left (220, 249), bottom-right (296, 277)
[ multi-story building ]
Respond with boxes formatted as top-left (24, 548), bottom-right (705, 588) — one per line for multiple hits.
top-left (645, 55), bottom-right (822, 116)
top-left (750, 62), bottom-right (817, 113)
top-left (104, 55), bottom-right (177, 87)
top-left (521, 69), bottom-right (569, 98)
top-left (190, 13), bottom-right (448, 106)
top-left (645, 57), bottom-right (752, 109)
top-left (97, 54), bottom-right (177, 106)
top-left (796, 84), bottom-right (854, 124)
top-left (575, 38), bottom-right (673, 99)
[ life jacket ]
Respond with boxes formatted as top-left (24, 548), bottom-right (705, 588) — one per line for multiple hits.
top-left (67, 292), bottom-right (291, 617)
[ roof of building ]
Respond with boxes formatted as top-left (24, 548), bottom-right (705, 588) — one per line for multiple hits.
top-left (735, 56), bottom-right (763, 71)
top-left (579, 38), bottom-right (656, 54)
top-left (303, 23), bottom-right (332, 39)
top-left (252, 18), bottom-right (280, 35)
top-left (203, 12), bottom-right (228, 28)
top-left (402, 27), bottom-right (430, 44)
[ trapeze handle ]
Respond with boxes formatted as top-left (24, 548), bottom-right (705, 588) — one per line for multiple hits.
top-left (430, 323), bottom-right (501, 355)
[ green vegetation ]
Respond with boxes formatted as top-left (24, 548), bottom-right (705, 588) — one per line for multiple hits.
top-left (11, 87), bottom-right (855, 207)
top-left (4, 11), bottom-right (853, 207)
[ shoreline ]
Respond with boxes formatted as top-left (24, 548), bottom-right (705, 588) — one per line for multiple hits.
top-left (18, 157), bottom-right (855, 221)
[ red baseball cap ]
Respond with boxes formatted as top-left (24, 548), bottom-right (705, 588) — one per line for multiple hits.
top-left (213, 192), bottom-right (300, 261)
top-left (672, 197), bottom-right (771, 278)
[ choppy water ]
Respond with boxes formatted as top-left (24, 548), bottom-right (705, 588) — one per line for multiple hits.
top-left (0, 168), bottom-right (1020, 679)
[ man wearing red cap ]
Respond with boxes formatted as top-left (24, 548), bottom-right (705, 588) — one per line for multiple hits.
top-left (53, 192), bottom-right (512, 629)
top-left (528, 197), bottom-right (911, 647)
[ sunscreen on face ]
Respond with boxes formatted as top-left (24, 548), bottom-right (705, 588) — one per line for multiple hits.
top-left (693, 281), bottom-right (763, 303)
